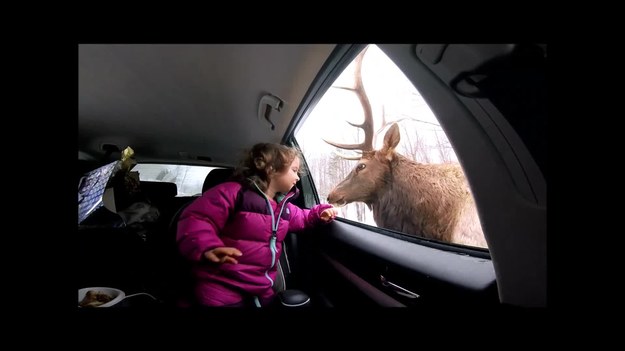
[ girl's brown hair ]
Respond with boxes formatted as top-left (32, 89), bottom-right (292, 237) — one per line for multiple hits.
top-left (233, 143), bottom-right (305, 192)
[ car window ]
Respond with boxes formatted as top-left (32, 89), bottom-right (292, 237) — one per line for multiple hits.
top-left (294, 45), bottom-right (488, 249)
top-left (132, 163), bottom-right (221, 196)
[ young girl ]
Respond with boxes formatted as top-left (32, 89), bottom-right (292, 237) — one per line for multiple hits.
top-left (176, 143), bottom-right (338, 307)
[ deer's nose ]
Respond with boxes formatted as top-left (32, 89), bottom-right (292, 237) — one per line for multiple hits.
top-left (327, 191), bottom-right (341, 204)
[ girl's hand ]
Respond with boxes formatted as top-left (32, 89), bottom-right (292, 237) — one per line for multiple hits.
top-left (320, 207), bottom-right (339, 222)
top-left (204, 247), bottom-right (242, 264)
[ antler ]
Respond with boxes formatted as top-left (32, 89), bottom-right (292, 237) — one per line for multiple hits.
top-left (324, 47), bottom-right (374, 154)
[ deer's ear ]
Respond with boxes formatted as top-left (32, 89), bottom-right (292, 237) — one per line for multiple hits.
top-left (380, 124), bottom-right (400, 162)
top-left (381, 123), bottom-right (400, 153)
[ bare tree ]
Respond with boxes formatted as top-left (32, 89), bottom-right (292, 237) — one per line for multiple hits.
top-left (434, 130), bottom-right (454, 163)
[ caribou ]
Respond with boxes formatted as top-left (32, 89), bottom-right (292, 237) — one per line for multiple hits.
top-left (325, 48), bottom-right (487, 248)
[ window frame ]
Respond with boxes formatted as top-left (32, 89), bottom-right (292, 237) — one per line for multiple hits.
top-left (286, 44), bottom-right (492, 257)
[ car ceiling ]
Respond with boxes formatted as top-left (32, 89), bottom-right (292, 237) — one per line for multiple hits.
top-left (79, 44), bottom-right (336, 165)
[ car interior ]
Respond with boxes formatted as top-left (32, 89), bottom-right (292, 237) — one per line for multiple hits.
top-left (78, 44), bottom-right (546, 310)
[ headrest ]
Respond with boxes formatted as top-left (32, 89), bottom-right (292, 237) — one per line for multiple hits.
top-left (140, 181), bottom-right (178, 201)
top-left (202, 168), bottom-right (235, 193)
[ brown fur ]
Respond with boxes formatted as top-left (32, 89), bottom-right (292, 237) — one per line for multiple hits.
top-left (328, 124), bottom-right (486, 248)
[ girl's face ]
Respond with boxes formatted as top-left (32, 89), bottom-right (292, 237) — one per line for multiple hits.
top-left (271, 157), bottom-right (301, 194)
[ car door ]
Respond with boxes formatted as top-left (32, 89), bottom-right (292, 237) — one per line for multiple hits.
top-left (286, 44), bottom-right (546, 308)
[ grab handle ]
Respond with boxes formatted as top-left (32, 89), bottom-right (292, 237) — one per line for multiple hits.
top-left (380, 275), bottom-right (420, 299)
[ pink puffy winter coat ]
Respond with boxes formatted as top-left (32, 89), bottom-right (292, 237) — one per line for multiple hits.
top-left (176, 181), bottom-right (333, 306)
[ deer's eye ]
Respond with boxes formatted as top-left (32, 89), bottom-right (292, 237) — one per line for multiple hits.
top-left (356, 163), bottom-right (366, 172)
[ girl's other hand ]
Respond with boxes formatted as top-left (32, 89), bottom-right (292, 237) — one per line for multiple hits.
top-left (204, 247), bottom-right (242, 264)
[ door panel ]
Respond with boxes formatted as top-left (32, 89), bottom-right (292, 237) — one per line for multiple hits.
top-left (304, 220), bottom-right (500, 307)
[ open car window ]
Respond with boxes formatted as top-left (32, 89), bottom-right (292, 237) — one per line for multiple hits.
top-left (294, 45), bottom-right (488, 250)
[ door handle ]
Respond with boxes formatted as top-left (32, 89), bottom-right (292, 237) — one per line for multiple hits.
top-left (380, 275), bottom-right (420, 299)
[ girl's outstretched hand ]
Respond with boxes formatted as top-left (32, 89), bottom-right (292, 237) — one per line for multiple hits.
top-left (320, 206), bottom-right (339, 222)
top-left (204, 247), bottom-right (242, 264)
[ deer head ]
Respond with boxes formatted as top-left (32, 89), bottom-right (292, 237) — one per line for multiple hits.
top-left (326, 123), bottom-right (400, 207)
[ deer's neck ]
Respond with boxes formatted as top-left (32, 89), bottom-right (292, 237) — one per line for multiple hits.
top-left (372, 158), bottom-right (458, 239)
top-left (370, 157), bottom-right (418, 232)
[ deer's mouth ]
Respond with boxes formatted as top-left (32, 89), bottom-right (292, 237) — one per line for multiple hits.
top-left (330, 199), bottom-right (347, 207)
top-left (327, 191), bottom-right (347, 207)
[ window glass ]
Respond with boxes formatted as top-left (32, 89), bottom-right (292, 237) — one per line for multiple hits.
top-left (132, 164), bottom-right (220, 196)
top-left (294, 45), bottom-right (487, 249)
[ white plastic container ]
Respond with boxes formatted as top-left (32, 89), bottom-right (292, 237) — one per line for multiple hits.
top-left (78, 287), bottom-right (126, 308)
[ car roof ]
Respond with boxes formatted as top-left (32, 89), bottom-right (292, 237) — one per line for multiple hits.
top-left (79, 44), bottom-right (336, 165)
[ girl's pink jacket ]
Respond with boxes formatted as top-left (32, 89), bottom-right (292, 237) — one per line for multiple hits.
top-left (177, 181), bottom-right (333, 306)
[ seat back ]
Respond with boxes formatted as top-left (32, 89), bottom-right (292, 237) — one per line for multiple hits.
top-left (202, 168), bottom-right (235, 193)
top-left (140, 181), bottom-right (178, 222)
top-left (141, 181), bottom-right (177, 204)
